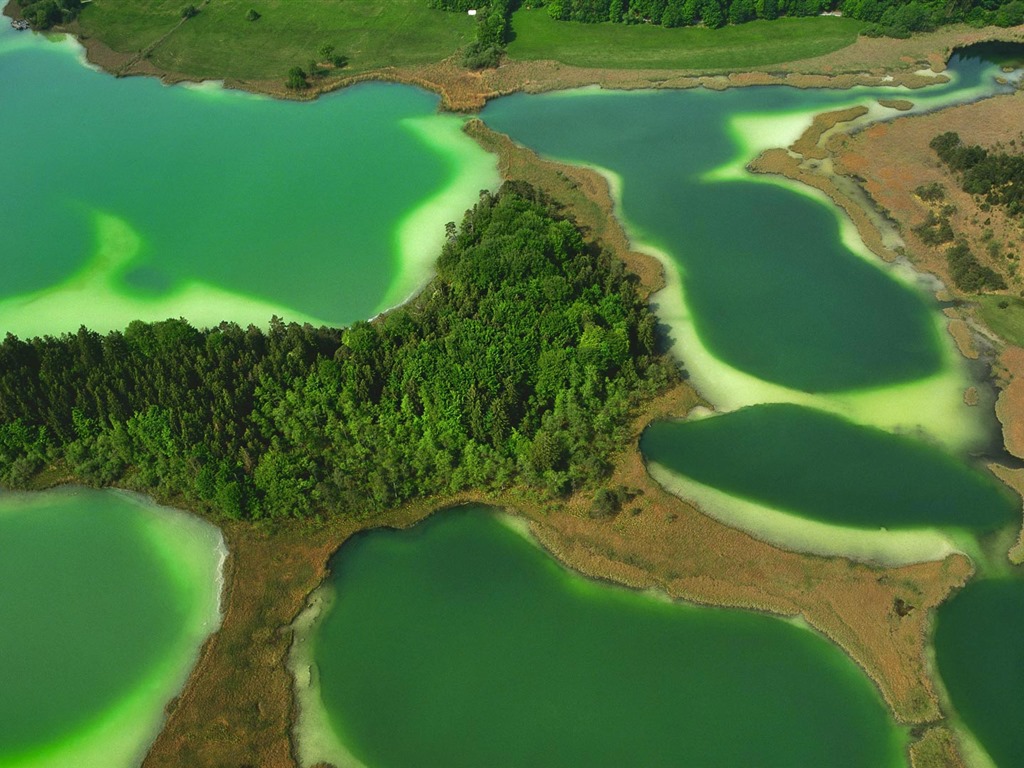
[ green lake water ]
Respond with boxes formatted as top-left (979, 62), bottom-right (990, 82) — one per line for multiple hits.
top-left (0, 27), bottom-right (496, 337)
top-left (481, 50), bottom-right (1019, 421)
top-left (296, 506), bottom-right (906, 768)
top-left (641, 404), bottom-right (1018, 531)
top-left (482, 87), bottom-right (941, 394)
top-left (0, 487), bottom-right (223, 768)
top-left (935, 578), bottom-right (1024, 768)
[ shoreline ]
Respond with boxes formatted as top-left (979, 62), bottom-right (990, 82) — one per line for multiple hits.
top-left (746, 94), bottom-right (1024, 484)
top-left (4, 0), bottom-right (1022, 111)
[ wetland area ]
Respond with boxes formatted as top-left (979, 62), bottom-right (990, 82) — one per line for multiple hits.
top-left (1, 13), bottom-right (1023, 768)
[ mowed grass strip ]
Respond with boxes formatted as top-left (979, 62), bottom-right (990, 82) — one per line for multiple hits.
top-left (507, 12), bottom-right (864, 69)
top-left (976, 294), bottom-right (1024, 347)
top-left (80, 0), bottom-right (477, 80)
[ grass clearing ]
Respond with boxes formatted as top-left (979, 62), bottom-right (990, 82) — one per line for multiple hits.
top-left (78, 0), bottom-right (477, 79)
top-left (976, 294), bottom-right (1024, 347)
top-left (77, 0), bottom-right (184, 54)
top-left (507, 13), bottom-right (864, 69)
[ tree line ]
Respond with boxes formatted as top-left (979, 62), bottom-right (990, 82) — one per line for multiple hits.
top-left (0, 184), bottom-right (677, 521)
top-left (542, 0), bottom-right (1023, 33)
top-left (910, 131), bottom-right (1024, 293)
top-left (435, 0), bottom-right (1022, 38)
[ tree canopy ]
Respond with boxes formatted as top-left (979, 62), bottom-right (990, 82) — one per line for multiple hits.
top-left (0, 184), bottom-right (676, 520)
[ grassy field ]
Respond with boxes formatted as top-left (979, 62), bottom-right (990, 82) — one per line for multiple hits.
top-left (78, 0), bottom-right (477, 79)
top-left (976, 294), bottom-right (1024, 347)
top-left (507, 13), bottom-right (864, 69)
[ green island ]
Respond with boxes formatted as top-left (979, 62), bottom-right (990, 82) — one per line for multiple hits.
top-left (0, 185), bottom-right (675, 518)
top-left (2, 3), bottom-right (1024, 768)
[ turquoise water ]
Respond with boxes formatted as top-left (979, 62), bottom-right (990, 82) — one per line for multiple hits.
top-left (0, 26), bottom-right (496, 337)
top-left (0, 487), bottom-right (223, 768)
top-left (298, 507), bottom-right (906, 768)
top-left (642, 404), bottom-right (1019, 531)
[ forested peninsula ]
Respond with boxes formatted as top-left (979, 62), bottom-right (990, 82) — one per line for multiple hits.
top-left (0, 184), bottom-right (676, 521)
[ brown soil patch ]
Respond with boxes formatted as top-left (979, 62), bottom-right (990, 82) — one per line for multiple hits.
top-left (909, 726), bottom-right (968, 768)
top-left (995, 345), bottom-right (1024, 460)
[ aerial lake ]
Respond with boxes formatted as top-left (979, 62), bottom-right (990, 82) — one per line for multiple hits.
top-left (2, 20), bottom-right (1024, 768)
top-left (0, 26), bottom-right (497, 337)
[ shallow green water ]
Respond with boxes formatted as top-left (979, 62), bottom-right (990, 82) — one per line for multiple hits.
top-left (299, 506), bottom-right (906, 768)
top-left (0, 27), bottom-right (496, 337)
top-left (935, 578), bottom-right (1024, 768)
top-left (480, 54), bottom-right (1016, 395)
top-left (0, 487), bottom-right (222, 768)
top-left (642, 404), bottom-right (1018, 531)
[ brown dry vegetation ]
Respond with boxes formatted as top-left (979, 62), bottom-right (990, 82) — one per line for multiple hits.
top-left (790, 105), bottom-right (869, 160)
top-left (996, 345), bottom-right (1024, 458)
top-left (909, 726), bottom-right (969, 768)
top-left (879, 98), bottom-right (915, 110)
top-left (832, 91), bottom-right (1024, 296)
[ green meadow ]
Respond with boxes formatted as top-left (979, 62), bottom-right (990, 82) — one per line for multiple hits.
top-left (76, 1), bottom-right (863, 81)
top-left (506, 13), bottom-right (863, 69)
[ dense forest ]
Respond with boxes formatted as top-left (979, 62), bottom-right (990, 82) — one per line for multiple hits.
top-left (434, 0), bottom-right (1023, 39)
top-left (0, 185), bottom-right (677, 520)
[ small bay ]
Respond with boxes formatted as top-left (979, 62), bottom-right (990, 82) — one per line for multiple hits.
top-left (298, 507), bottom-right (906, 768)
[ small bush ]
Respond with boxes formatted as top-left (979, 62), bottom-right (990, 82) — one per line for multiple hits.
top-left (245, 8), bottom-right (260, 20)
top-left (181, 4), bottom-right (198, 19)
top-left (461, 41), bottom-right (502, 70)
top-left (915, 182), bottom-right (945, 202)
top-left (285, 66), bottom-right (308, 90)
